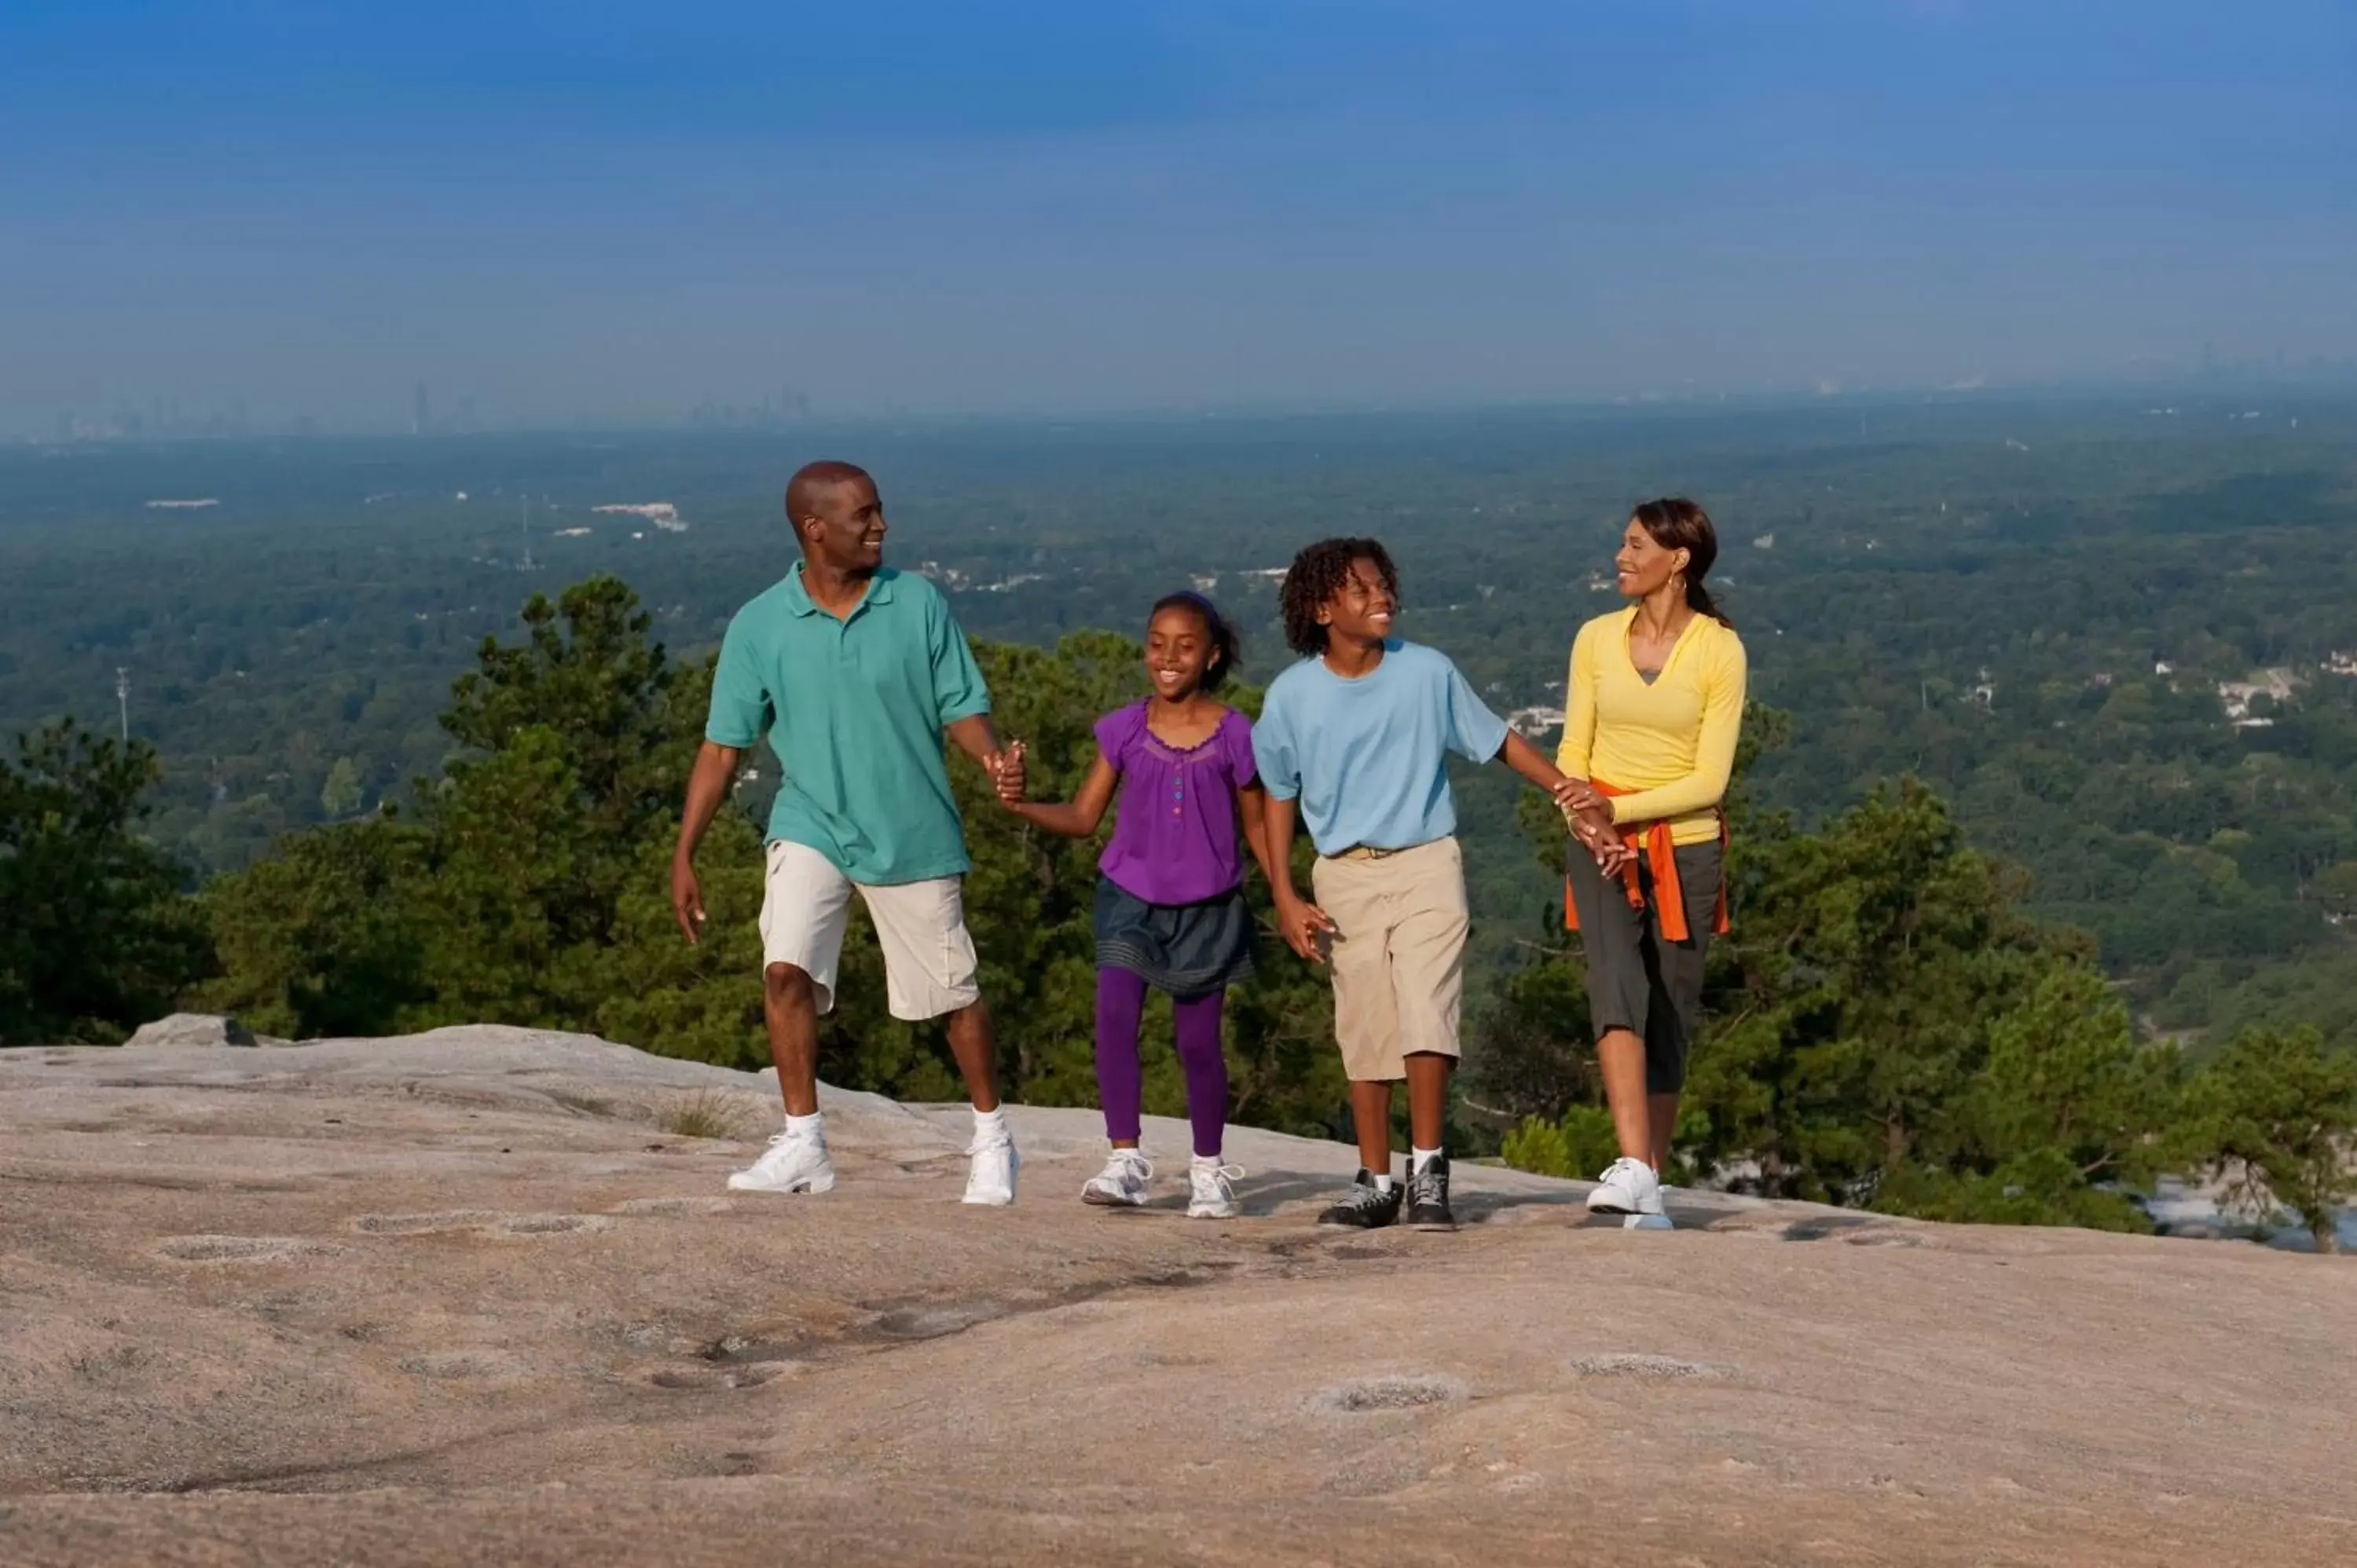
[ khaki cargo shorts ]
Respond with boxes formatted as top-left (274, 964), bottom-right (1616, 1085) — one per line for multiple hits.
top-left (1310, 836), bottom-right (1469, 1082)
top-left (759, 839), bottom-right (981, 1021)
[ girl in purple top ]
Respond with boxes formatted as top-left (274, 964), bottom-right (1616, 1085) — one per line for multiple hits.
top-left (998, 593), bottom-right (1276, 1218)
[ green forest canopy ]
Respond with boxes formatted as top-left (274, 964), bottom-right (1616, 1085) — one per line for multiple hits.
top-left (7, 396), bottom-right (2355, 1043)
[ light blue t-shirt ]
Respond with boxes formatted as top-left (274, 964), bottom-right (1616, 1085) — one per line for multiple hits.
top-left (1252, 639), bottom-right (1510, 855)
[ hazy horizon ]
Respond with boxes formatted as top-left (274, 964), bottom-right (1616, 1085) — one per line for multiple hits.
top-left (5, 2), bottom-right (2352, 436)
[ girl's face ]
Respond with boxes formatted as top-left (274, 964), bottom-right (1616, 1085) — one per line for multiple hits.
top-left (1145, 606), bottom-right (1217, 700)
top-left (1615, 516), bottom-right (1688, 600)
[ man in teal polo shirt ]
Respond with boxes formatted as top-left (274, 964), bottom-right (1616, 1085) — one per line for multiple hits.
top-left (671, 460), bottom-right (1020, 1205)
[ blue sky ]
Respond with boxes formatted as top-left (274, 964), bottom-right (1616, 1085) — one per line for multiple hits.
top-left (2, 2), bottom-right (2351, 429)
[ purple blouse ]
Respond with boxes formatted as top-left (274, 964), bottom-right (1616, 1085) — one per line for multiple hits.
top-left (1094, 702), bottom-right (1259, 907)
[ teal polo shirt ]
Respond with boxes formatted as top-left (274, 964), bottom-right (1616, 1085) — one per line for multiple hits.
top-left (706, 564), bottom-right (991, 885)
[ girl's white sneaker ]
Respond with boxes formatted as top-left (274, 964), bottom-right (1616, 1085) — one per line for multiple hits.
top-left (1186, 1159), bottom-right (1244, 1218)
top-left (1080, 1148), bottom-right (1152, 1207)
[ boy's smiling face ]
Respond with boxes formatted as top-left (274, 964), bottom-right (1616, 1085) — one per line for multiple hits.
top-left (1318, 555), bottom-right (1396, 647)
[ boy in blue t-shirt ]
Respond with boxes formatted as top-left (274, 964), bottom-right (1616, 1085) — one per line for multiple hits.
top-left (1254, 537), bottom-right (1582, 1230)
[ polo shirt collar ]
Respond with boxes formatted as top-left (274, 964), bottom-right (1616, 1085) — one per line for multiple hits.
top-left (783, 562), bottom-right (896, 617)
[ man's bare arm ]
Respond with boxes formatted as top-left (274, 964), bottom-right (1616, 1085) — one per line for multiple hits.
top-left (670, 741), bottom-right (741, 944)
top-left (944, 713), bottom-right (1008, 778)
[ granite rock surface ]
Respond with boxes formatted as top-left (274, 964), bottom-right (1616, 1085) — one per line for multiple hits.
top-left (2, 1028), bottom-right (2351, 1566)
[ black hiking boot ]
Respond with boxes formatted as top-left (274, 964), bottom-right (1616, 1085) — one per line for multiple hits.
top-left (1406, 1152), bottom-right (1456, 1231)
top-left (1317, 1168), bottom-right (1402, 1229)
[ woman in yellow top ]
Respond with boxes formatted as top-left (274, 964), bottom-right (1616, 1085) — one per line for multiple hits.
top-left (1556, 497), bottom-right (1747, 1231)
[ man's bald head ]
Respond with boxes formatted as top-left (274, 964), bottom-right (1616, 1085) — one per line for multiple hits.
top-left (785, 460), bottom-right (874, 533)
top-left (785, 460), bottom-right (888, 577)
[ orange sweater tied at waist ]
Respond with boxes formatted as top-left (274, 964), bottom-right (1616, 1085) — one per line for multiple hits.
top-left (1563, 779), bottom-right (1729, 943)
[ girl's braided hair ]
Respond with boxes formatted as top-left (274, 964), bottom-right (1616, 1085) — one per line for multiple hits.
top-left (1278, 537), bottom-right (1398, 656)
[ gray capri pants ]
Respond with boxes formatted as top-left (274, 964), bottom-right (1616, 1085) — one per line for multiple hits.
top-left (1564, 841), bottom-right (1723, 1094)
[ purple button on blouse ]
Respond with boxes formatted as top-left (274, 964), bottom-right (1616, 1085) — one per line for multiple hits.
top-left (1093, 702), bottom-right (1258, 907)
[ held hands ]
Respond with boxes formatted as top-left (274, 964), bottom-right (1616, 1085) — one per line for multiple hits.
top-left (1577, 811), bottom-right (1636, 876)
top-left (1556, 779), bottom-right (1635, 875)
top-left (991, 741), bottom-right (1028, 805)
top-left (1557, 779), bottom-right (1607, 817)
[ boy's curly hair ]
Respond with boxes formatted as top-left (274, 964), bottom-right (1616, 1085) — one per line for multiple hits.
top-left (1279, 537), bottom-right (1398, 656)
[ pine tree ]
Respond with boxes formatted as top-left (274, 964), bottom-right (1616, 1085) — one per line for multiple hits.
top-left (0, 721), bottom-right (211, 1043)
top-left (2183, 1026), bottom-right (2357, 1252)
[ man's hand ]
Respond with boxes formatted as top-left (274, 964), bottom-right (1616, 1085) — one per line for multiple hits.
top-left (670, 857), bottom-right (706, 945)
top-left (994, 740), bottom-right (1027, 804)
top-left (673, 740), bottom-right (738, 947)
top-left (1274, 892), bottom-right (1337, 964)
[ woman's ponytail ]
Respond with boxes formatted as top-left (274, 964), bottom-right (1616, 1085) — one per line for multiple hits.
top-left (1635, 497), bottom-right (1732, 628)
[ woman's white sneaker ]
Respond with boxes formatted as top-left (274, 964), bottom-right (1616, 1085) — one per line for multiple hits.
top-left (1186, 1159), bottom-right (1244, 1219)
top-left (962, 1130), bottom-right (1020, 1206)
top-left (1585, 1156), bottom-right (1661, 1217)
top-left (727, 1128), bottom-right (837, 1194)
top-left (1627, 1179), bottom-right (1675, 1229)
top-left (1082, 1149), bottom-right (1154, 1207)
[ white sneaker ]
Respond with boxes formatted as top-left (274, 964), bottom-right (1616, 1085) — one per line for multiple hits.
top-left (1186, 1160), bottom-right (1244, 1219)
top-left (1586, 1156), bottom-right (1661, 1217)
top-left (962, 1130), bottom-right (1020, 1207)
top-left (727, 1127), bottom-right (836, 1194)
top-left (1082, 1149), bottom-right (1153, 1207)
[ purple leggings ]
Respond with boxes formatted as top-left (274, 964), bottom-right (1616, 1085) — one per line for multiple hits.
top-left (1095, 967), bottom-right (1229, 1158)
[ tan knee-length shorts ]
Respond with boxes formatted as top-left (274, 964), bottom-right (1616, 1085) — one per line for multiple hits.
top-left (1310, 836), bottom-right (1469, 1082)
top-left (758, 838), bottom-right (981, 1021)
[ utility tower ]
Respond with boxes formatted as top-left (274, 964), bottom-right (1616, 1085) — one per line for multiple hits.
top-left (115, 668), bottom-right (130, 742)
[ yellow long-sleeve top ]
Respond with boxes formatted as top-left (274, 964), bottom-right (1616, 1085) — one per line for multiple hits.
top-left (1555, 606), bottom-right (1748, 846)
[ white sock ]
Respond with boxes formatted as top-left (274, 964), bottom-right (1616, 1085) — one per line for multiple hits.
top-left (786, 1111), bottom-right (823, 1140)
top-left (1373, 1173), bottom-right (1396, 1192)
top-left (973, 1105), bottom-right (1009, 1139)
top-left (1192, 1152), bottom-right (1222, 1167)
top-left (1411, 1145), bottom-right (1442, 1174)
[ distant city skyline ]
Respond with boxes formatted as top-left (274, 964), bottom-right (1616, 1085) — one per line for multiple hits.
top-left (3, 2), bottom-right (2352, 435)
top-left (27, 346), bottom-right (2357, 445)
